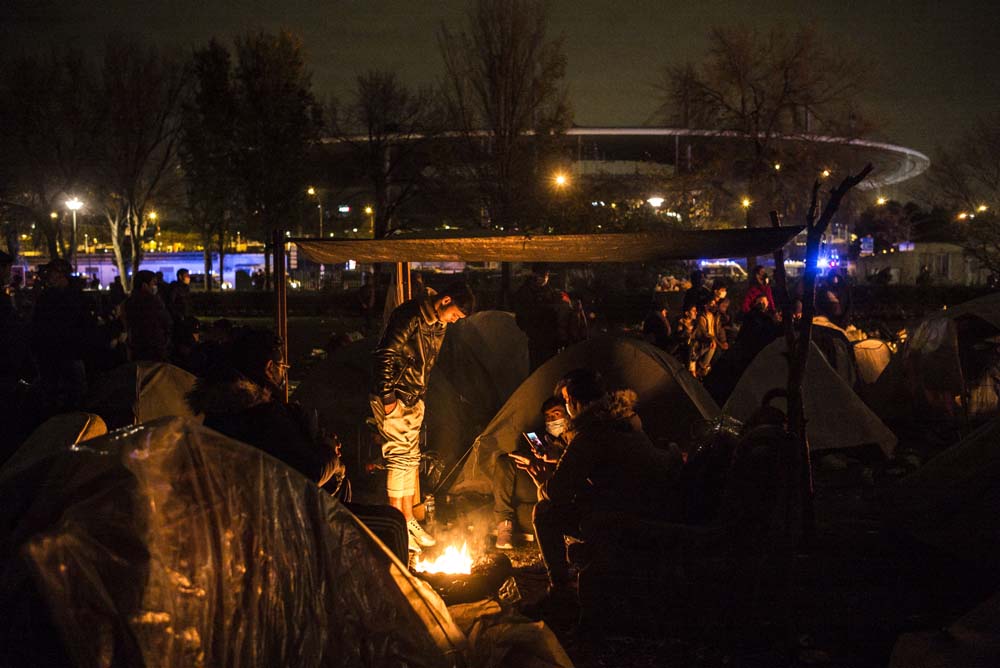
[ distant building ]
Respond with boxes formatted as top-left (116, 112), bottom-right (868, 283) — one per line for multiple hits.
top-left (857, 242), bottom-right (991, 285)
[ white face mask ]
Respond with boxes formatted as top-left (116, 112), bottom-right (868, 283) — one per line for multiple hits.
top-left (546, 418), bottom-right (567, 437)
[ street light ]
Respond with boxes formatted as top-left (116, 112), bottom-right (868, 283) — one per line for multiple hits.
top-left (647, 196), bottom-right (665, 208)
top-left (66, 197), bottom-right (83, 273)
top-left (307, 186), bottom-right (323, 237)
top-left (553, 172), bottom-right (569, 188)
top-left (364, 205), bottom-right (374, 235)
top-left (741, 197), bottom-right (751, 228)
top-left (978, 204), bottom-right (988, 213)
top-left (876, 196), bottom-right (887, 206)
top-left (821, 169), bottom-right (831, 179)
top-left (773, 163), bottom-right (781, 171)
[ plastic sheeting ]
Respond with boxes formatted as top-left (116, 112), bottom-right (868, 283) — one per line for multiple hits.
top-left (451, 336), bottom-right (720, 494)
top-left (723, 338), bottom-right (897, 457)
top-left (0, 417), bottom-right (466, 667)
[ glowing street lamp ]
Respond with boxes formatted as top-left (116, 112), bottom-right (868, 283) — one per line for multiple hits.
top-left (977, 204), bottom-right (988, 213)
top-left (821, 169), bottom-right (831, 179)
top-left (958, 212), bottom-right (970, 220)
top-left (553, 172), bottom-right (568, 188)
top-left (773, 162), bottom-right (782, 172)
top-left (364, 205), bottom-right (374, 235)
top-left (306, 186), bottom-right (323, 237)
top-left (741, 197), bottom-right (751, 229)
top-left (876, 196), bottom-right (888, 206)
top-left (66, 197), bottom-right (83, 272)
top-left (647, 196), bottom-right (665, 208)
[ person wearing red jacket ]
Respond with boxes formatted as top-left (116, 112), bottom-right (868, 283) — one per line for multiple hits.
top-left (741, 265), bottom-right (776, 315)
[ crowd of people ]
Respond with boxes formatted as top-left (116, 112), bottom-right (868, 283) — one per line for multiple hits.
top-left (1, 253), bottom-right (854, 631)
top-left (0, 255), bottom-right (232, 452)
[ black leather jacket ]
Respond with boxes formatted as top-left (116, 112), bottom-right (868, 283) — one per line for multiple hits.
top-left (372, 297), bottom-right (446, 404)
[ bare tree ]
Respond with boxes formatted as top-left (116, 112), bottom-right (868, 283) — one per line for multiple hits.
top-left (439, 0), bottom-right (571, 231)
top-left (180, 39), bottom-right (240, 290)
top-left (330, 70), bottom-right (443, 239)
top-left (0, 48), bottom-right (99, 259)
top-left (92, 38), bottom-right (188, 287)
top-left (657, 25), bottom-right (872, 263)
top-left (928, 113), bottom-right (1000, 274)
top-left (231, 30), bottom-right (322, 288)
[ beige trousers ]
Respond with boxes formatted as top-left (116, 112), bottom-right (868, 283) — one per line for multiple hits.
top-left (370, 396), bottom-right (425, 498)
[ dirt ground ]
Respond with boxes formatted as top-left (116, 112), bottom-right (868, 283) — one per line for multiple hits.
top-left (417, 450), bottom-right (994, 668)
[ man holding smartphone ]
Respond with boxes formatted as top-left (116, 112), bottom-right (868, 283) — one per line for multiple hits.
top-left (371, 282), bottom-right (475, 553)
top-left (493, 396), bottom-right (568, 549)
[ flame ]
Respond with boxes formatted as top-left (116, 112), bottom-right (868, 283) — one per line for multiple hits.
top-left (414, 542), bottom-right (474, 574)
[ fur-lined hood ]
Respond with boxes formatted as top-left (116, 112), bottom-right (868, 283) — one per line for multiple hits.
top-left (569, 388), bottom-right (642, 433)
top-left (186, 373), bottom-right (271, 416)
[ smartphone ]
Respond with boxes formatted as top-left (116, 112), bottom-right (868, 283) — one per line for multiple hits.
top-left (522, 431), bottom-right (546, 457)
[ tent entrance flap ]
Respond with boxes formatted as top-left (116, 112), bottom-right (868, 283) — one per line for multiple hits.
top-left (292, 227), bottom-right (804, 264)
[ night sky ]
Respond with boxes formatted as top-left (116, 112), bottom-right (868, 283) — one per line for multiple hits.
top-left (3, 0), bottom-right (998, 157)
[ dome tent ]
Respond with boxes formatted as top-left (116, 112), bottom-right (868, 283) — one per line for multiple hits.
top-left (723, 338), bottom-right (897, 457)
top-left (450, 336), bottom-right (721, 495)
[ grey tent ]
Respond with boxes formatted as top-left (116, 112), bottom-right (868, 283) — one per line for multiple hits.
top-left (723, 338), bottom-right (897, 457)
top-left (293, 311), bottom-right (530, 466)
top-left (0, 417), bottom-right (465, 667)
top-left (883, 416), bottom-right (1000, 567)
top-left (450, 336), bottom-right (721, 494)
top-left (423, 311), bottom-right (530, 466)
top-left (866, 295), bottom-right (1000, 425)
top-left (85, 361), bottom-right (202, 429)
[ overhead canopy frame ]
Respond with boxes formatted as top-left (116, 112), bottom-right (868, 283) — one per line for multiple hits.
top-left (292, 226), bottom-right (805, 265)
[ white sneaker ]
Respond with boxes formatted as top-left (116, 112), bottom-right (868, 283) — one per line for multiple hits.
top-left (407, 532), bottom-right (422, 554)
top-left (407, 519), bottom-right (437, 547)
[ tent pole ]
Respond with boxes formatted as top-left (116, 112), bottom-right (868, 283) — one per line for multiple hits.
top-left (274, 229), bottom-right (289, 402)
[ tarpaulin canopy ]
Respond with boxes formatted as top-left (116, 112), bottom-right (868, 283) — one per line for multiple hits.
top-left (0, 416), bottom-right (465, 667)
top-left (293, 227), bottom-right (805, 264)
top-left (723, 338), bottom-right (898, 457)
top-left (450, 336), bottom-right (721, 495)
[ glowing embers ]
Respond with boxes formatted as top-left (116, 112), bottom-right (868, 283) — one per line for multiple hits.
top-left (414, 542), bottom-right (474, 574)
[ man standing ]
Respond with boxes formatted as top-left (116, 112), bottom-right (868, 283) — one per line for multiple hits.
top-left (513, 263), bottom-right (561, 370)
top-left (371, 282), bottom-right (475, 552)
top-left (124, 270), bottom-right (173, 362)
top-left (168, 268), bottom-right (193, 323)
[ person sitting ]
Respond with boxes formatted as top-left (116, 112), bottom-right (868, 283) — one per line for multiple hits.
top-left (493, 396), bottom-right (569, 550)
top-left (520, 368), bottom-right (681, 612)
top-left (187, 328), bottom-right (409, 562)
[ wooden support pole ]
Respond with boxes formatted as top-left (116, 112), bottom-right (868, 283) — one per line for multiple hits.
top-left (273, 229), bottom-right (289, 402)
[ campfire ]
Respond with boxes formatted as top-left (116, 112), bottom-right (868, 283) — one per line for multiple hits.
top-left (414, 542), bottom-right (474, 574)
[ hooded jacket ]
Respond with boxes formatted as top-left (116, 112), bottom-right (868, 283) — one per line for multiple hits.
top-left (187, 373), bottom-right (344, 489)
top-left (372, 296), bottom-right (446, 405)
top-left (541, 389), bottom-right (681, 517)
